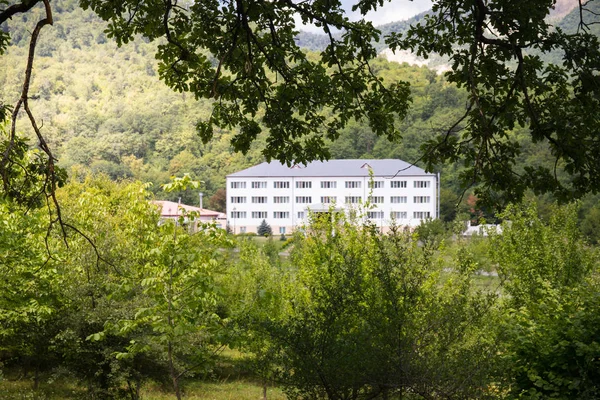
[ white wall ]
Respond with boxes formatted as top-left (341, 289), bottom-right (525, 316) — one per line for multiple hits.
top-left (226, 174), bottom-right (437, 234)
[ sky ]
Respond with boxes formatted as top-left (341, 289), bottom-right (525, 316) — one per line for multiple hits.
top-left (341, 0), bottom-right (433, 25)
top-left (296, 0), bottom-right (433, 32)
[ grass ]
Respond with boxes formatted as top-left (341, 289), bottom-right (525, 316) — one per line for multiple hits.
top-left (0, 348), bottom-right (287, 399)
top-left (0, 379), bottom-right (84, 399)
top-left (142, 380), bottom-right (286, 400)
top-left (0, 377), bottom-right (286, 400)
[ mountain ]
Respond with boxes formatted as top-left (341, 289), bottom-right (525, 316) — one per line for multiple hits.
top-left (0, 0), bottom-right (467, 210)
top-left (1, 0), bottom-right (599, 227)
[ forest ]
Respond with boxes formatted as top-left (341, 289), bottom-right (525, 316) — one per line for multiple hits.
top-left (1, 0), bottom-right (600, 398)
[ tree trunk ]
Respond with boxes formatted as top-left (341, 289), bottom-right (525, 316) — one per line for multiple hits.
top-left (33, 366), bottom-right (40, 390)
top-left (168, 341), bottom-right (182, 400)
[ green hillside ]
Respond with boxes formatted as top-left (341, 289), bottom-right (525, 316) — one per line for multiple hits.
top-left (0, 0), bottom-right (468, 208)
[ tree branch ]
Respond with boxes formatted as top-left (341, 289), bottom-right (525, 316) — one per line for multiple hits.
top-left (0, 0), bottom-right (41, 25)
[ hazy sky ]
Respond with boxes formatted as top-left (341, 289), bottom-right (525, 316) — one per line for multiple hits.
top-left (341, 0), bottom-right (433, 25)
top-left (297, 0), bottom-right (433, 32)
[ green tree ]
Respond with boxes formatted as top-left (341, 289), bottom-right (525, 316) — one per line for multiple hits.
top-left (257, 219), bottom-right (272, 237)
top-left (393, 1), bottom-right (600, 203)
top-left (245, 212), bottom-right (498, 399)
top-left (490, 203), bottom-right (600, 398)
top-left (87, 175), bottom-right (234, 400)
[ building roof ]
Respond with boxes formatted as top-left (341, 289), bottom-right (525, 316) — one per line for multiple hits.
top-left (227, 159), bottom-right (433, 178)
top-left (152, 201), bottom-right (225, 218)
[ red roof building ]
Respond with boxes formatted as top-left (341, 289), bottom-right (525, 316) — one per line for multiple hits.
top-left (152, 200), bottom-right (227, 229)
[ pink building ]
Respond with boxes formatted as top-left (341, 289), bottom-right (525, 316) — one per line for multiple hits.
top-left (152, 200), bottom-right (227, 230)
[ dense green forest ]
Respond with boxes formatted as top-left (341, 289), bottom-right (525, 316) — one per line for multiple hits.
top-left (2, 0), bottom-right (599, 241)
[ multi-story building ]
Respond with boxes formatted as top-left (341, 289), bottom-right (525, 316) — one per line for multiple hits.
top-left (226, 159), bottom-right (439, 234)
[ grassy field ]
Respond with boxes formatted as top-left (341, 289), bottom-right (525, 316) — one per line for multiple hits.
top-left (0, 348), bottom-right (286, 399)
top-left (142, 381), bottom-right (286, 400)
top-left (0, 379), bottom-right (286, 399)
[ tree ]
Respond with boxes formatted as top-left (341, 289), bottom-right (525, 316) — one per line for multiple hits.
top-left (243, 212), bottom-right (498, 399)
top-left (257, 219), bottom-right (272, 237)
top-left (489, 203), bottom-right (600, 398)
top-left (392, 0), bottom-right (600, 204)
top-left (208, 188), bottom-right (226, 213)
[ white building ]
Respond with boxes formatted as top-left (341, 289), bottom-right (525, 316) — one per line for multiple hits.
top-left (226, 159), bottom-right (439, 234)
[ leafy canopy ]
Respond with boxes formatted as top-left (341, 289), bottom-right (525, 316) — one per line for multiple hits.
top-left (77, 0), bottom-right (411, 165)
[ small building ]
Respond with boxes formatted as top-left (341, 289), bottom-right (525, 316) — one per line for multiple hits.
top-left (152, 200), bottom-right (227, 229)
top-left (462, 220), bottom-right (502, 237)
top-left (226, 159), bottom-right (439, 234)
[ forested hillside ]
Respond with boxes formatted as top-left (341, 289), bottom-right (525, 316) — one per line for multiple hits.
top-left (1, 0), bottom-right (466, 207)
top-left (2, 0), bottom-right (599, 240)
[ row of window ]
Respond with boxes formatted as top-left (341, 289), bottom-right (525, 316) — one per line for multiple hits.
top-left (231, 196), bottom-right (431, 204)
top-left (231, 211), bottom-right (431, 219)
top-left (230, 180), bottom-right (431, 189)
top-left (236, 226), bottom-right (287, 234)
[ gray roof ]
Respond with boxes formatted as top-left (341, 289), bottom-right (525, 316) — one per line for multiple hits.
top-left (227, 159), bottom-right (434, 178)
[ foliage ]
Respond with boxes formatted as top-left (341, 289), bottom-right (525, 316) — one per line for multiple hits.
top-left (391, 0), bottom-right (600, 203)
top-left (0, 173), bottom-right (236, 397)
top-left (414, 217), bottom-right (449, 248)
top-left (490, 203), bottom-right (600, 398)
top-left (239, 213), bottom-right (499, 399)
top-left (490, 203), bottom-right (595, 305)
top-left (256, 219), bottom-right (272, 237)
top-left (78, 0), bottom-right (412, 166)
top-left (2, 0), bottom-right (600, 209)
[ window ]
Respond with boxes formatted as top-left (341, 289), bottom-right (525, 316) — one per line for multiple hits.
top-left (413, 196), bottom-right (431, 203)
top-left (279, 227), bottom-right (286, 234)
top-left (274, 212), bottom-right (290, 219)
top-left (369, 181), bottom-right (384, 189)
top-left (296, 181), bottom-right (312, 189)
top-left (321, 196), bottom-right (337, 203)
top-left (321, 181), bottom-right (337, 189)
top-left (391, 211), bottom-right (407, 219)
top-left (274, 181), bottom-right (290, 189)
top-left (239, 226), bottom-right (246, 233)
top-left (252, 211), bottom-right (267, 219)
top-left (231, 211), bottom-right (246, 218)
top-left (368, 196), bottom-right (384, 204)
top-left (345, 196), bottom-right (361, 204)
top-left (298, 211), bottom-right (305, 219)
top-left (345, 181), bottom-right (361, 188)
top-left (390, 180), bottom-right (407, 188)
top-left (230, 181), bottom-right (246, 189)
top-left (390, 196), bottom-right (407, 203)
top-left (367, 211), bottom-right (384, 219)
top-left (252, 181), bottom-right (267, 189)
top-left (296, 196), bottom-right (312, 204)
top-left (252, 196), bottom-right (268, 203)
top-left (273, 196), bottom-right (290, 203)
top-left (414, 180), bottom-right (431, 188)
top-left (413, 211), bottom-right (431, 219)
top-left (230, 196), bottom-right (246, 203)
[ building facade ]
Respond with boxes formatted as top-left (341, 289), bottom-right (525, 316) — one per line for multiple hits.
top-left (152, 200), bottom-right (227, 230)
top-left (226, 159), bottom-right (439, 234)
